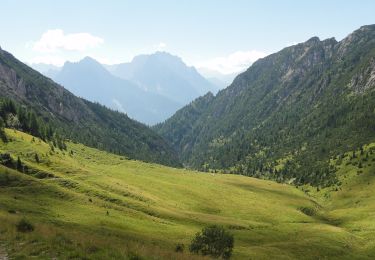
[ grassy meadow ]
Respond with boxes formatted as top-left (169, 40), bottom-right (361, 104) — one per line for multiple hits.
top-left (0, 129), bottom-right (374, 259)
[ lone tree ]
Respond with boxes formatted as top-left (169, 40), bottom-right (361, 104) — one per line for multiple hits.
top-left (17, 156), bottom-right (23, 171)
top-left (189, 225), bottom-right (234, 259)
top-left (34, 153), bottom-right (40, 163)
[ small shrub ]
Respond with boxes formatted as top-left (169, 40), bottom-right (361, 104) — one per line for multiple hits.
top-left (189, 225), bottom-right (234, 259)
top-left (86, 245), bottom-right (99, 253)
top-left (299, 206), bottom-right (316, 216)
top-left (34, 153), bottom-right (40, 163)
top-left (0, 172), bottom-right (10, 186)
top-left (16, 219), bottom-right (34, 232)
top-left (175, 243), bottom-right (184, 252)
top-left (127, 252), bottom-right (143, 260)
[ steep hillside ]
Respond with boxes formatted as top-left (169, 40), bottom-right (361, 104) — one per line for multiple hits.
top-left (109, 52), bottom-right (219, 104)
top-left (53, 57), bottom-right (181, 125)
top-left (1, 129), bottom-right (375, 259)
top-left (0, 47), bottom-right (180, 167)
top-left (155, 25), bottom-right (375, 185)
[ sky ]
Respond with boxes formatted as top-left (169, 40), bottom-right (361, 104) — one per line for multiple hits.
top-left (1, 0), bottom-right (374, 75)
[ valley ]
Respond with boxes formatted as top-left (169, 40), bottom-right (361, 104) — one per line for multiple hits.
top-left (0, 129), bottom-right (374, 259)
top-left (0, 5), bottom-right (375, 258)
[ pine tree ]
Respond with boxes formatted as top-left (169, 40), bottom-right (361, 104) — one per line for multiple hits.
top-left (17, 156), bottom-right (22, 171)
top-left (34, 153), bottom-right (40, 163)
top-left (28, 112), bottom-right (39, 137)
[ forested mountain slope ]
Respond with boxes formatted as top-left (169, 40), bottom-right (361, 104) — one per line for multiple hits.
top-left (155, 25), bottom-right (375, 185)
top-left (0, 47), bottom-right (180, 167)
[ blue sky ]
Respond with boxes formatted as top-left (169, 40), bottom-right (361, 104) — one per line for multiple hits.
top-left (1, 0), bottom-right (374, 75)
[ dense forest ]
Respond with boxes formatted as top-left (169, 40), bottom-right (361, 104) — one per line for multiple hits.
top-left (0, 98), bottom-right (66, 149)
top-left (155, 25), bottom-right (375, 187)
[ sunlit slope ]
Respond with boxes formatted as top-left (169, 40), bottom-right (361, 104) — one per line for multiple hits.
top-left (0, 129), bottom-right (373, 259)
top-left (304, 143), bottom-right (375, 258)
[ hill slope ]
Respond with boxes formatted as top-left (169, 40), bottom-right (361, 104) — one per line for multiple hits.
top-left (155, 24), bottom-right (375, 185)
top-left (1, 129), bottom-right (375, 259)
top-left (53, 57), bottom-right (181, 125)
top-left (0, 47), bottom-right (180, 167)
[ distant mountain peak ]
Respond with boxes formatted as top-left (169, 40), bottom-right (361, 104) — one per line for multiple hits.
top-left (306, 36), bottom-right (320, 43)
top-left (61, 56), bottom-right (109, 76)
top-left (62, 56), bottom-right (101, 67)
top-left (110, 51), bottom-right (219, 105)
top-left (80, 56), bottom-right (99, 63)
top-left (359, 24), bottom-right (375, 31)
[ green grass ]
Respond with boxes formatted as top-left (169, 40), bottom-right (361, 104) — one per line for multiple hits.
top-left (0, 129), bottom-right (374, 259)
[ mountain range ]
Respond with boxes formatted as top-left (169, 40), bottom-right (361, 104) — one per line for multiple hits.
top-left (2, 24), bottom-right (375, 259)
top-left (4, 24), bottom-right (375, 188)
top-left (53, 56), bottom-right (181, 125)
top-left (155, 24), bottom-right (375, 186)
top-left (33, 52), bottom-right (221, 125)
top-left (107, 52), bottom-right (219, 104)
top-left (0, 46), bottom-right (179, 166)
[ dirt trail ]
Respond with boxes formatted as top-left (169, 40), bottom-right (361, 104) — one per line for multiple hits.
top-left (0, 244), bottom-right (8, 260)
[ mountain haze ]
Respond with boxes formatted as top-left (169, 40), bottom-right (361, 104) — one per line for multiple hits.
top-left (0, 46), bottom-right (180, 166)
top-left (108, 52), bottom-right (219, 105)
top-left (53, 57), bottom-right (181, 125)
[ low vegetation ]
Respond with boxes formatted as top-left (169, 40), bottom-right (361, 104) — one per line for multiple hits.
top-left (189, 225), bottom-right (234, 259)
top-left (16, 219), bottom-right (34, 233)
top-left (0, 129), bottom-right (374, 259)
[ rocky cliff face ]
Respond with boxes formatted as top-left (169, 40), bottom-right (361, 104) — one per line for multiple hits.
top-left (0, 50), bottom-right (92, 123)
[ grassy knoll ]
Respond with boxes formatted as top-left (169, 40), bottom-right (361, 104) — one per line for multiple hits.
top-left (0, 129), bottom-right (374, 259)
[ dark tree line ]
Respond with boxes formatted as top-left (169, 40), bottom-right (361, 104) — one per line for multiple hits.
top-left (0, 98), bottom-right (66, 149)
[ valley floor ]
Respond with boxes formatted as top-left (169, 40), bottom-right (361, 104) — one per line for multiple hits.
top-left (0, 129), bottom-right (374, 259)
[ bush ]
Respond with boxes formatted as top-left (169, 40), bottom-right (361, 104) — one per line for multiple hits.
top-left (189, 225), bottom-right (234, 259)
top-left (175, 243), bottom-right (184, 252)
top-left (299, 206), bottom-right (316, 216)
top-left (16, 218), bottom-right (34, 232)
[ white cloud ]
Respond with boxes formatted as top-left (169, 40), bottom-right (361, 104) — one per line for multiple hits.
top-left (29, 55), bottom-right (67, 66)
top-left (33, 29), bottom-right (103, 53)
top-left (196, 50), bottom-right (267, 75)
top-left (112, 99), bottom-right (126, 113)
top-left (155, 42), bottom-right (167, 51)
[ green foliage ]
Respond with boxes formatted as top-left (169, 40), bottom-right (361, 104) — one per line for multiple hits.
top-left (16, 219), bottom-right (34, 232)
top-left (0, 98), bottom-right (66, 148)
top-left (34, 153), bottom-right (40, 163)
top-left (0, 49), bottom-right (180, 167)
top-left (1, 129), bottom-right (375, 259)
top-left (156, 25), bottom-right (375, 187)
top-left (174, 243), bottom-right (184, 253)
top-left (0, 118), bottom-right (7, 142)
top-left (17, 156), bottom-right (22, 171)
top-left (189, 225), bottom-right (234, 259)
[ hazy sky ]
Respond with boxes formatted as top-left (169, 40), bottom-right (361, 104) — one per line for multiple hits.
top-left (1, 0), bottom-right (374, 75)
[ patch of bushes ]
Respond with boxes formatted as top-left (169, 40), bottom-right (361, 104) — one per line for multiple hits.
top-left (16, 218), bottom-right (34, 232)
top-left (189, 225), bottom-right (234, 259)
top-left (299, 206), bottom-right (316, 216)
top-left (174, 243), bottom-right (184, 252)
